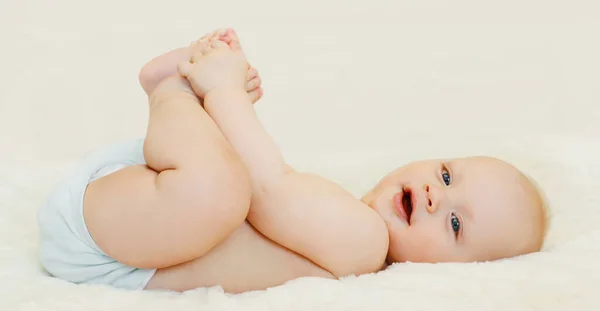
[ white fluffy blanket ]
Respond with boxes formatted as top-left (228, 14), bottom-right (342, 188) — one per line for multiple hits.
top-left (1, 0), bottom-right (599, 310)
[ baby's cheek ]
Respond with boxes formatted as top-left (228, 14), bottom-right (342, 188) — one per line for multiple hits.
top-left (392, 228), bottom-right (445, 263)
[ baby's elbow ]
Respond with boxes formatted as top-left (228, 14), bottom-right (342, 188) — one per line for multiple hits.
top-left (356, 224), bottom-right (389, 275)
top-left (332, 220), bottom-right (389, 278)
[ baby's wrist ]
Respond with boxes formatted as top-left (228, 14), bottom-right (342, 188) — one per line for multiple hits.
top-left (205, 86), bottom-right (248, 102)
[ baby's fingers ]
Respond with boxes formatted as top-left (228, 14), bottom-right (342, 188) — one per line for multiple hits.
top-left (246, 76), bottom-right (261, 92)
top-left (190, 50), bottom-right (205, 63)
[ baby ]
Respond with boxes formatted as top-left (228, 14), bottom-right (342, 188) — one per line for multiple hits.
top-left (37, 29), bottom-right (547, 294)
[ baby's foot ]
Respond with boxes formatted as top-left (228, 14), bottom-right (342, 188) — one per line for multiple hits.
top-left (189, 33), bottom-right (262, 102)
top-left (139, 29), bottom-right (262, 102)
top-left (209, 29), bottom-right (262, 97)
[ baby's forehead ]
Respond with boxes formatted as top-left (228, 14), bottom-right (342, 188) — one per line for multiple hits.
top-left (452, 156), bottom-right (522, 178)
top-left (452, 157), bottom-right (536, 213)
top-left (463, 158), bottom-right (540, 216)
top-left (454, 155), bottom-right (510, 166)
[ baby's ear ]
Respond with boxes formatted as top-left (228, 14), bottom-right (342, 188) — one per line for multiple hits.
top-left (218, 34), bottom-right (233, 44)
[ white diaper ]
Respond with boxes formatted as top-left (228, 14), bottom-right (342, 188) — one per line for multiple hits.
top-left (37, 138), bottom-right (157, 290)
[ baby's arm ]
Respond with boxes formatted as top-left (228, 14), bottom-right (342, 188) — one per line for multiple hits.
top-left (180, 36), bottom-right (389, 277)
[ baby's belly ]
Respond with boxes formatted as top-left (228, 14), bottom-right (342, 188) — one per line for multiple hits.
top-left (146, 221), bottom-right (334, 293)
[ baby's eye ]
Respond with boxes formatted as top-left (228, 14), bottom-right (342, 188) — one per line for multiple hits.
top-left (450, 213), bottom-right (461, 237)
top-left (441, 165), bottom-right (452, 186)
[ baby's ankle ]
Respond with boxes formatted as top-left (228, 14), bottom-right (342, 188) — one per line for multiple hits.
top-left (139, 47), bottom-right (193, 95)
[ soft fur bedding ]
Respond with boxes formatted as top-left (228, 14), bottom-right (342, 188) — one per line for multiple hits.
top-left (2, 135), bottom-right (599, 310)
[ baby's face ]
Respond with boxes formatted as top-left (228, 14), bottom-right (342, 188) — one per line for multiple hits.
top-left (362, 156), bottom-right (545, 264)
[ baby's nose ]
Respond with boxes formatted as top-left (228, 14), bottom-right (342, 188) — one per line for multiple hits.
top-left (423, 184), bottom-right (440, 214)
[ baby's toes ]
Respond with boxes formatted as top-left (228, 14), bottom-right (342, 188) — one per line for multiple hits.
top-left (210, 39), bottom-right (229, 50)
top-left (201, 30), bottom-right (215, 40)
top-left (217, 28), bottom-right (236, 44)
top-left (227, 37), bottom-right (243, 53)
top-left (197, 29), bottom-right (224, 42)
top-left (213, 28), bottom-right (228, 39)
top-left (226, 28), bottom-right (240, 42)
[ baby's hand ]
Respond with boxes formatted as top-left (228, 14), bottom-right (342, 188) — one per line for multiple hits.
top-left (177, 37), bottom-right (247, 99)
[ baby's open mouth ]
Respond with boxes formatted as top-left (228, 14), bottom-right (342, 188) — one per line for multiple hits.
top-left (401, 188), bottom-right (414, 224)
top-left (394, 188), bottom-right (414, 224)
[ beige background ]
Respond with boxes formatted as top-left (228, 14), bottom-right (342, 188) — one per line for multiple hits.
top-left (1, 0), bottom-right (599, 310)
top-left (1, 0), bottom-right (598, 167)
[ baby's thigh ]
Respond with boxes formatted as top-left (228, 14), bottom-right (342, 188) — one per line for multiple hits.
top-left (38, 145), bottom-right (156, 289)
top-left (39, 137), bottom-right (251, 290)
top-left (84, 159), bottom-right (251, 271)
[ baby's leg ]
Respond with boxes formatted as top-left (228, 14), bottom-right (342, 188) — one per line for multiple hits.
top-left (139, 30), bottom-right (262, 101)
top-left (84, 74), bottom-right (252, 270)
